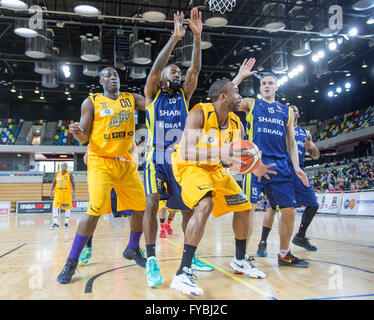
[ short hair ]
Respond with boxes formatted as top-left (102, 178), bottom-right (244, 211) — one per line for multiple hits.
top-left (99, 67), bottom-right (116, 79)
top-left (162, 64), bottom-right (180, 74)
top-left (207, 80), bottom-right (232, 102)
top-left (259, 72), bottom-right (278, 83)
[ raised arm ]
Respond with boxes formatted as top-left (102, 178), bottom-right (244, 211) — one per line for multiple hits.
top-left (144, 11), bottom-right (186, 101)
top-left (182, 8), bottom-right (202, 102)
top-left (287, 109), bottom-right (309, 187)
top-left (69, 97), bottom-right (94, 145)
top-left (232, 58), bottom-right (257, 86)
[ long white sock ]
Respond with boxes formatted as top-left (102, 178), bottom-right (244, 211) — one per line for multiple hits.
top-left (52, 207), bottom-right (58, 225)
top-left (64, 210), bottom-right (70, 224)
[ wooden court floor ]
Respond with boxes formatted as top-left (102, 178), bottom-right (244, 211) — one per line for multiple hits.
top-left (0, 211), bottom-right (373, 300)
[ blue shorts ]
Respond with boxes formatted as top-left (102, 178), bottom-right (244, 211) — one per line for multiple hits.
top-left (111, 189), bottom-right (133, 217)
top-left (243, 173), bottom-right (297, 208)
top-left (265, 170), bottom-right (318, 209)
top-left (143, 152), bottom-right (189, 211)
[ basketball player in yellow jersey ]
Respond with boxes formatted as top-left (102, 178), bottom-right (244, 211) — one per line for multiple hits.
top-left (50, 163), bottom-right (75, 230)
top-left (57, 67), bottom-right (147, 284)
top-left (169, 80), bottom-right (276, 296)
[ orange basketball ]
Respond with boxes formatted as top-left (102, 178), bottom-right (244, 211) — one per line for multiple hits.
top-left (228, 140), bottom-right (261, 174)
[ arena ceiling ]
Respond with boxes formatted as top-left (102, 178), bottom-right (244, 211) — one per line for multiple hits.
top-left (0, 0), bottom-right (373, 121)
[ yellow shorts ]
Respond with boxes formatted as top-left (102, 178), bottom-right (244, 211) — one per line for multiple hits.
top-left (86, 154), bottom-right (146, 216)
top-left (158, 200), bottom-right (167, 212)
top-left (53, 192), bottom-right (72, 210)
top-left (172, 162), bottom-right (251, 218)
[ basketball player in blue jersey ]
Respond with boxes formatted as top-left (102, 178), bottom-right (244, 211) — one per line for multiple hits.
top-left (233, 59), bottom-right (311, 268)
top-left (143, 8), bottom-right (214, 288)
top-left (256, 105), bottom-right (320, 256)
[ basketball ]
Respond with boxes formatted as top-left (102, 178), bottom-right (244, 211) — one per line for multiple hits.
top-left (228, 140), bottom-right (261, 174)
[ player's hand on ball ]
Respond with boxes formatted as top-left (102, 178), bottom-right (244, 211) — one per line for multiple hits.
top-left (295, 168), bottom-right (310, 187)
top-left (221, 142), bottom-right (249, 167)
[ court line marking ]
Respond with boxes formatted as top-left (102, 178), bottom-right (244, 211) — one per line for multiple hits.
top-left (0, 243), bottom-right (26, 259)
top-left (164, 238), bottom-right (277, 300)
top-left (313, 237), bottom-right (374, 249)
top-left (305, 258), bottom-right (374, 274)
top-left (84, 257), bottom-right (182, 294)
top-left (305, 294), bottom-right (374, 300)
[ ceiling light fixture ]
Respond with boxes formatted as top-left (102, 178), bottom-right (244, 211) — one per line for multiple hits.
top-left (0, 0), bottom-right (27, 10)
top-left (74, 4), bottom-right (100, 16)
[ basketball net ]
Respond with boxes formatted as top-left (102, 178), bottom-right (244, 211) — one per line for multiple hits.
top-left (208, 0), bottom-right (237, 14)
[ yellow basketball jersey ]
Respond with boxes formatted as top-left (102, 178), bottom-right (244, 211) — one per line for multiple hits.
top-left (174, 103), bottom-right (241, 166)
top-left (55, 171), bottom-right (72, 193)
top-left (88, 92), bottom-right (136, 158)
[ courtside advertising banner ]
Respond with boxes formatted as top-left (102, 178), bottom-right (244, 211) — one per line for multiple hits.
top-left (17, 201), bottom-right (52, 214)
top-left (357, 192), bottom-right (374, 216)
top-left (316, 193), bottom-right (342, 215)
top-left (340, 192), bottom-right (360, 215)
top-left (71, 200), bottom-right (89, 212)
top-left (0, 201), bottom-right (11, 215)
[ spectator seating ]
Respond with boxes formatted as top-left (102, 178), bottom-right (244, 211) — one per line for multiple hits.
top-left (0, 118), bottom-right (24, 145)
top-left (53, 120), bottom-right (80, 146)
top-left (316, 106), bottom-right (374, 141)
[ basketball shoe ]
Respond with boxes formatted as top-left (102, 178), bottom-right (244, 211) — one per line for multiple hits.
top-left (159, 223), bottom-right (167, 238)
top-left (191, 254), bottom-right (214, 271)
top-left (146, 257), bottom-right (164, 287)
top-left (257, 240), bottom-right (267, 257)
top-left (164, 221), bottom-right (173, 235)
top-left (170, 267), bottom-right (203, 296)
top-left (79, 246), bottom-right (92, 265)
top-left (122, 247), bottom-right (147, 268)
top-left (278, 250), bottom-right (310, 267)
top-left (50, 223), bottom-right (59, 230)
top-left (292, 235), bottom-right (317, 251)
top-left (230, 256), bottom-right (266, 279)
top-left (57, 258), bottom-right (78, 284)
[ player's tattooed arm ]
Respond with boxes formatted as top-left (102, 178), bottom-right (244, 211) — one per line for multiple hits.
top-left (183, 8), bottom-right (202, 101)
top-left (287, 109), bottom-right (309, 187)
top-left (69, 97), bottom-right (94, 145)
top-left (304, 132), bottom-right (320, 160)
top-left (144, 11), bottom-right (186, 101)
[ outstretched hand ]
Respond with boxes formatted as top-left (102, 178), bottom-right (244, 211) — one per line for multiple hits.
top-left (187, 7), bottom-right (202, 35)
top-left (237, 58), bottom-right (257, 79)
top-left (173, 11), bottom-right (187, 40)
top-left (252, 152), bottom-right (277, 182)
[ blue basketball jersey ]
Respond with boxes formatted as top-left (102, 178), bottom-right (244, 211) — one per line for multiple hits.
top-left (145, 88), bottom-right (189, 164)
top-left (294, 126), bottom-right (308, 168)
top-left (245, 99), bottom-right (292, 181)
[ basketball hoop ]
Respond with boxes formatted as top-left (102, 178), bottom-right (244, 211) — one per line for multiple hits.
top-left (208, 0), bottom-right (237, 14)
